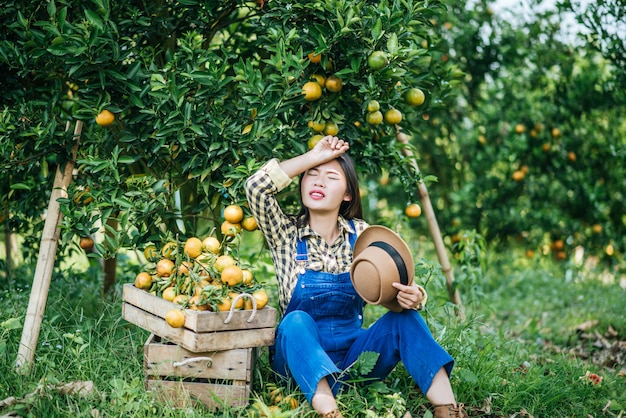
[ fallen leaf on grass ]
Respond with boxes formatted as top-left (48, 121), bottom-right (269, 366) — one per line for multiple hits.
top-left (575, 320), bottom-right (599, 333)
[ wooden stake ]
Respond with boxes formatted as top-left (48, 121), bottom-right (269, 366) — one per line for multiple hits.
top-left (15, 120), bottom-right (83, 373)
top-left (395, 127), bottom-right (464, 316)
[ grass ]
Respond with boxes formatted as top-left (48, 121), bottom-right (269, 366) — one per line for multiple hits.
top-left (0, 245), bottom-right (625, 418)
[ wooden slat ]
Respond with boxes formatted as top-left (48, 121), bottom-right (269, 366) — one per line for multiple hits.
top-left (124, 302), bottom-right (275, 352)
top-left (144, 335), bottom-right (254, 381)
top-left (145, 378), bottom-right (251, 409)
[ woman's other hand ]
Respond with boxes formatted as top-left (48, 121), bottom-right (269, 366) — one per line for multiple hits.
top-left (392, 282), bottom-right (427, 310)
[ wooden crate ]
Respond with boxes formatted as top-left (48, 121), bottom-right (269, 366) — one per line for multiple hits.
top-left (144, 334), bottom-right (256, 409)
top-left (122, 283), bottom-right (276, 352)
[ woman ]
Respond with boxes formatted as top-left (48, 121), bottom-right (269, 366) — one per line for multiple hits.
top-left (244, 135), bottom-right (467, 418)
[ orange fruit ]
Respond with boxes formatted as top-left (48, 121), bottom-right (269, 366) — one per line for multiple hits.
top-left (302, 81), bottom-right (322, 101)
top-left (79, 236), bottom-right (94, 250)
top-left (384, 108), bottom-right (402, 125)
top-left (308, 134), bottom-right (324, 150)
top-left (367, 100), bottom-right (380, 112)
top-left (567, 151), bottom-right (576, 162)
top-left (552, 239), bottom-right (564, 251)
top-left (367, 51), bottom-right (388, 70)
top-left (308, 52), bottom-right (322, 64)
top-left (214, 254), bottom-right (235, 272)
top-left (229, 292), bottom-right (244, 309)
top-left (156, 258), bottom-right (176, 277)
top-left (405, 203), bottom-right (422, 218)
top-left (242, 269), bottom-right (253, 285)
top-left (95, 109), bottom-right (115, 126)
top-left (202, 236), bottom-right (221, 254)
top-left (283, 396), bottom-right (299, 410)
top-left (386, 108), bottom-right (406, 125)
top-left (512, 170), bottom-right (525, 181)
top-left (216, 296), bottom-right (232, 312)
top-left (177, 261), bottom-right (192, 276)
top-left (184, 237), bottom-right (203, 259)
top-left (405, 88), bottom-right (425, 106)
top-left (143, 244), bottom-right (158, 260)
top-left (515, 124), bottom-right (526, 134)
top-left (188, 295), bottom-right (209, 311)
top-left (224, 204), bottom-right (244, 223)
top-left (309, 120), bottom-right (326, 132)
top-left (242, 216), bottom-right (258, 231)
top-left (162, 286), bottom-right (177, 302)
top-left (134, 272), bottom-right (153, 290)
top-left (541, 142), bottom-right (551, 152)
top-left (221, 220), bottom-right (242, 236)
top-left (173, 294), bottom-right (189, 306)
top-left (310, 74), bottom-right (326, 88)
top-left (366, 111), bottom-right (383, 125)
top-left (592, 224), bottom-right (602, 234)
top-left (252, 289), bottom-right (269, 309)
top-left (221, 265), bottom-right (244, 287)
top-left (325, 75), bottom-right (343, 93)
top-left (323, 121), bottom-right (339, 136)
top-left (551, 127), bottom-right (561, 138)
top-left (165, 309), bottom-right (185, 328)
top-left (161, 241), bottom-right (178, 259)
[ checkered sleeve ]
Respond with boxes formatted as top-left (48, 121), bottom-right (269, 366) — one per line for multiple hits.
top-left (244, 159), bottom-right (294, 243)
top-left (245, 159), bottom-right (300, 312)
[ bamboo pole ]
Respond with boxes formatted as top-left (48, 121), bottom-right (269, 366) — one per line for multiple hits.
top-left (395, 126), bottom-right (464, 317)
top-left (15, 120), bottom-right (83, 373)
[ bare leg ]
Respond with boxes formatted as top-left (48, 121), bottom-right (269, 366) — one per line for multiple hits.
top-left (425, 367), bottom-right (457, 406)
top-left (311, 377), bottom-right (338, 414)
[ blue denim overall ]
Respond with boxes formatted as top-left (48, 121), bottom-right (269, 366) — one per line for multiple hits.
top-left (271, 225), bottom-right (455, 403)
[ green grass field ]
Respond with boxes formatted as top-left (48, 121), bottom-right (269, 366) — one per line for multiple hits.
top-left (1, 245), bottom-right (624, 417)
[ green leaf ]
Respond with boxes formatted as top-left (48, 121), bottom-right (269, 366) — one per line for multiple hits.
top-left (10, 183), bottom-right (30, 190)
top-left (118, 156), bottom-right (136, 164)
top-left (387, 32), bottom-right (399, 54)
top-left (372, 18), bottom-right (383, 41)
top-left (47, 1), bottom-right (57, 18)
top-left (84, 9), bottom-right (105, 31)
top-left (1, 318), bottom-right (22, 330)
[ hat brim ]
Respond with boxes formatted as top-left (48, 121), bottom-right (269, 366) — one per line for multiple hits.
top-left (351, 225), bottom-right (415, 312)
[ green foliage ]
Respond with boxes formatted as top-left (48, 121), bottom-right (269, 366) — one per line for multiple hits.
top-left (1, 252), bottom-right (625, 417)
top-left (1, 0), bottom-right (455, 269)
top-left (394, 0), bottom-right (626, 267)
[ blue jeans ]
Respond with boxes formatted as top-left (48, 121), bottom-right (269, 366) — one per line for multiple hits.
top-left (271, 269), bottom-right (454, 403)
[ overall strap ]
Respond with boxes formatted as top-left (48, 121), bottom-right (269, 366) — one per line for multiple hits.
top-left (295, 236), bottom-right (308, 262)
top-left (348, 219), bottom-right (357, 249)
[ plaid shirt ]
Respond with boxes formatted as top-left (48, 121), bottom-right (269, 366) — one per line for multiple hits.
top-left (244, 158), bottom-right (370, 313)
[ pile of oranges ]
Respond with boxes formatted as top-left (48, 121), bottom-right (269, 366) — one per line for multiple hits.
top-left (133, 205), bottom-right (270, 328)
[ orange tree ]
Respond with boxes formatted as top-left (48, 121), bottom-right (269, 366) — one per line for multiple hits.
top-left (0, 0), bottom-right (457, 279)
top-left (396, 0), bottom-right (626, 265)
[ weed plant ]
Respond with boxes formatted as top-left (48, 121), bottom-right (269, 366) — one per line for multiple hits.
top-left (0, 245), bottom-right (624, 417)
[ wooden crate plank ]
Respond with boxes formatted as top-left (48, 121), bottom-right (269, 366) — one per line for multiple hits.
top-left (144, 335), bottom-right (254, 381)
top-left (123, 283), bottom-right (277, 332)
top-left (181, 327), bottom-right (276, 353)
top-left (124, 303), bottom-right (275, 352)
top-left (145, 378), bottom-right (250, 409)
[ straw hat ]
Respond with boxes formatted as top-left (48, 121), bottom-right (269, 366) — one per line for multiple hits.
top-left (350, 225), bottom-right (414, 312)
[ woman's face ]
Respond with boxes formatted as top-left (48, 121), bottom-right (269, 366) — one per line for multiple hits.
top-left (300, 160), bottom-right (351, 215)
